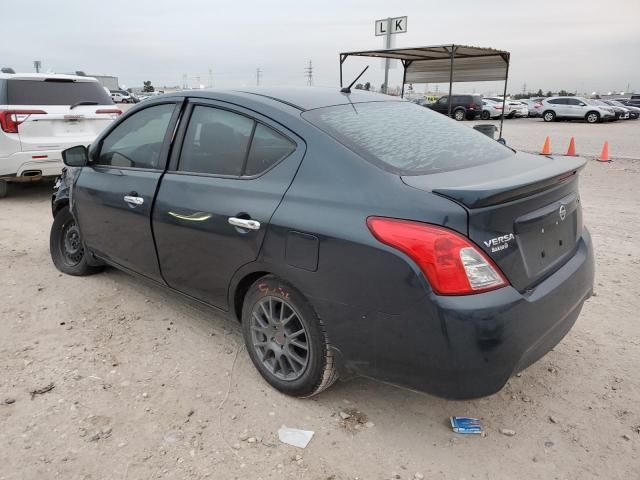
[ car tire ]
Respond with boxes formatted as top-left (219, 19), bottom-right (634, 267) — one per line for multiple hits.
top-left (543, 110), bottom-right (556, 122)
top-left (585, 111), bottom-right (600, 124)
top-left (453, 109), bottom-right (465, 121)
top-left (481, 111), bottom-right (490, 120)
top-left (241, 275), bottom-right (338, 397)
top-left (50, 207), bottom-right (103, 276)
top-left (0, 180), bottom-right (8, 198)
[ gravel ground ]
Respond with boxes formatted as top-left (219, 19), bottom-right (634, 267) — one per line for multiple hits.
top-left (1, 157), bottom-right (639, 479)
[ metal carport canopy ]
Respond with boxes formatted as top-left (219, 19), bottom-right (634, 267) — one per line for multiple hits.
top-left (339, 44), bottom-right (511, 136)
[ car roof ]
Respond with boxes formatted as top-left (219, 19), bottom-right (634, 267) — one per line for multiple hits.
top-left (0, 72), bottom-right (99, 82)
top-left (180, 87), bottom-right (401, 111)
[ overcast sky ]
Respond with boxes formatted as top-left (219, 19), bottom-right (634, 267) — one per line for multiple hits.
top-left (2, 0), bottom-right (639, 94)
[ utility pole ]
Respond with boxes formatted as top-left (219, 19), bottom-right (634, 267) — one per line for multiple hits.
top-left (522, 82), bottom-right (527, 96)
top-left (383, 17), bottom-right (391, 94)
top-left (182, 74), bottom-right (188, 89)
top-left (256, 68), bottom-right (261, 86)
top-left (208, 68), bottom-right (213, 88)
top-left (33, 61), bottom-right (41, 73)
top-left (304, 60), bottom-right (313, 86)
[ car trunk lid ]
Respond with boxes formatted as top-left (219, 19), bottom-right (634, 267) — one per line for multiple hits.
top-left (401, 151), bottom-right (586, 292)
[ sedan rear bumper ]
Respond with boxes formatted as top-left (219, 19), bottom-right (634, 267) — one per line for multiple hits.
top-left (327, 229), bottom-right (594, 399)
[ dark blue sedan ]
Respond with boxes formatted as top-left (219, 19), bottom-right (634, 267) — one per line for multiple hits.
top-left (50, 88), bottom-right (594, 399)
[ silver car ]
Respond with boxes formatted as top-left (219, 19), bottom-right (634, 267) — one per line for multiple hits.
top-left (541, 96), bottom-right (615, 123)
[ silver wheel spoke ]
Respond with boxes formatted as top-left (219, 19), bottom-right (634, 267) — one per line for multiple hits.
top-left (290, 339), bottom-right (308, 350)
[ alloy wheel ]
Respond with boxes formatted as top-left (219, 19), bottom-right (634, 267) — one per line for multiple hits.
top-left (249, 296), bottom-right (310, 381)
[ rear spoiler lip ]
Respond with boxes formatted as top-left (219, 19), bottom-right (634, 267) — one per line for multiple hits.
top-left (403, 154), bottom-right (587, 209)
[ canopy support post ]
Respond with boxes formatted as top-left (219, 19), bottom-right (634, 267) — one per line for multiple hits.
top-left (499, 53), bottom-right (510, 139)
top-left (447, 45), bottom-right (457, 117)
top-left (400, 60), bottom-right (411, 98)
top-left (339, 54), bottom-right (347, 88)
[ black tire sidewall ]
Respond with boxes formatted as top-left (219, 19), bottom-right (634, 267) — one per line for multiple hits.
top-left (241, 276), bottom-right (328, 397)
top-left (50, 207), bottom-right (99, 276)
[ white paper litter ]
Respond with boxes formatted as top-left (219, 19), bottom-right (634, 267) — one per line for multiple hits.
top-left (277, 425), bottom-right (314, 449)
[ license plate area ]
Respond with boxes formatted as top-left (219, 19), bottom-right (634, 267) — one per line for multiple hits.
top-left (515, 192), bottom-right (581, 279)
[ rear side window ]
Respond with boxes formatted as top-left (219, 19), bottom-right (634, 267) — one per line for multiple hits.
top-left (178, 105), bottom-right (296, 177)
top-left (97, 104), bottom-right (175, 169)
top-left (7, 79), bottom-right (113, 105)
top-left (303, 101), bottom-right (513, 175)
top-left (245, 124), bottom-right (296, 176)
top-left (179, 106), bottom-right (254, 176)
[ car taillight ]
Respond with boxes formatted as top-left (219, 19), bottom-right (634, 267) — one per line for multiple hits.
top-left (534, 102), bottom-right (542, 107)
top-left (0, 109), bottom-right (47, 133)
top-left (469, 103), bottom-right (477, 109)
top-left (367, 217), bottom-right (508, 295)
top-left (95, 108), bottom-right (122, 115)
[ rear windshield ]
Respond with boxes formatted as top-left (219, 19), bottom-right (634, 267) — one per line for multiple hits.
top-left (302, 101), bottom-right (513, 175)
top-left (7, 79), bottom-right (113, 105)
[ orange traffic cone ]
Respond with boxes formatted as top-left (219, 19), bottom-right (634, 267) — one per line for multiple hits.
top-left (598, 141), bottom-right (610, 162)
top-left (540, 136), bottom-right (551, 155)
top-left (566, 137), bottom-right (577, 156)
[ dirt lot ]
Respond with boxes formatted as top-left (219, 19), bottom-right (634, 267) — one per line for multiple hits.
top-left (1, 155), bottom-right (639, 479)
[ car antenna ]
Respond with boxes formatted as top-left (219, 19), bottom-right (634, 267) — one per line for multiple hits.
top-left (340, 66), bottom-right (369, 94)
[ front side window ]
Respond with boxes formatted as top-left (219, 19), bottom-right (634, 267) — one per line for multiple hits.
top-left (179, 106), bottom-right (254, 176)
top-left (96, 103), bottom-right (175, 169)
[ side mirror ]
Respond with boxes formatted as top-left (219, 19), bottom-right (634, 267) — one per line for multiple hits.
top-left (62, 145), bottom-right (89, 167)
top-left (579, 103), bottom-right (586, 106)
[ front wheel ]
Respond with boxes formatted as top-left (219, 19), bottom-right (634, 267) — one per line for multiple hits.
top-left (50, 207), bottom-right (102, 276)
top-left (585, 111), bottom-right (600, 124)
top-left (242, 275), bottom-right (337, 397)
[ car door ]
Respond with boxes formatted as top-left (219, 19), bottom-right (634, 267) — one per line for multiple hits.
top-left (432, 96), bottom-right (448, 114)
top-left (73, 101), bottom-right (181, 282)
top-left (565, 98), bottom-right (584, 118)
top-left (152, 100), bottom-right (305, 309)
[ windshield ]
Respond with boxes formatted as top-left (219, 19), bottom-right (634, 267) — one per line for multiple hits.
top-left (7, 79), bottom-right (113, 105)
top-left (303, 101), bottom-right (513, 175)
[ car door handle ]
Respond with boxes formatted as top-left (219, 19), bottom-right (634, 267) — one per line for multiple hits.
top-left (228, 217), bottom-right (261, 230)
top-left (123, 195), bottom-right (144, 206)
top-left (168, 211), bottom-right (212, 222)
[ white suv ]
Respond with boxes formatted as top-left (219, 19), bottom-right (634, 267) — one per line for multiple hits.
top-left (541, 96), bottom-right (615, 123)
top-left (0, 72), bottom-right (120, 197)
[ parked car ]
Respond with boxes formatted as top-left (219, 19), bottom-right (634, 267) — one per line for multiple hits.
top-left (410, 97), bottom-right (427, 107)
top-left (613, 98), bottom-right (640, 108)
top-left (541, 96), bottom-right (615, 123)
top-left (519, 99), bottom-right (543, 117)
top-left (483, 97), bottom-right (528, 118)
top-left (481, 99), bottom-right (504, 119)
top-left (0, 72), bottom-right (121, 198)
top-left (595, 100), bottom-right (628, 120)
top-left (50, 88), bottom-right (594, 400)
top-left (605, 100), bottom-right (640, 119)
top-left (428, 94), bottom-right (483, 120)
top-left (110, 90), bottom-right (134, 104)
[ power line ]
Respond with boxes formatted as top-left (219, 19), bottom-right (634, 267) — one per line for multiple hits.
top-left (304, 60), bottom-right (313, 86)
